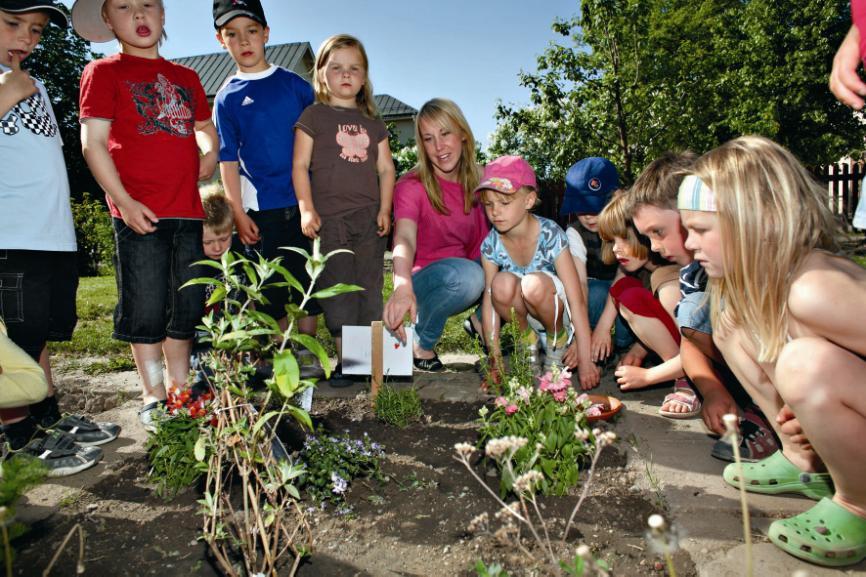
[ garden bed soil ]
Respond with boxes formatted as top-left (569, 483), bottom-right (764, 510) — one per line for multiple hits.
top-left (14, 396), bottom-right (695, 577)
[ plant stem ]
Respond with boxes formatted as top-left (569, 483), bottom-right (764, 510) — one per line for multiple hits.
top-left (563, 441), bottom-right (605, 542)
top-left (730, 429), bottom-right (753, 577)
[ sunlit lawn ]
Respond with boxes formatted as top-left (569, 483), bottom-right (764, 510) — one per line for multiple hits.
top-left (53, 270), bottom-right (476, 373)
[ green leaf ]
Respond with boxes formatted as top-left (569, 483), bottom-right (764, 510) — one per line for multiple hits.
top-left (273, 350), bottom-right (300, 398)
top-left (290, 333), bottom-right (331, 378)
top-left (311, 283), bottom-right (364, 300)
top-left (251, 410), bottom-right (282, 438)
top-left (286, 404), bottom-right (313, 431)
top-left (193, 433), bottom-right (207, 462)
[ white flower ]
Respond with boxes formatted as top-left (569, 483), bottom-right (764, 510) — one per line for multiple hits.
top-left (454, 442), bottom-right (475, 459)
top-left (576, 544), bottom-right (591, 559)
top-left (484, 436), bottom-right (528, 460)
top-left (513, 470), bottom-right (545, 494)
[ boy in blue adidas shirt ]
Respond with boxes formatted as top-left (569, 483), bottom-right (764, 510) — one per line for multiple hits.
top-left (212, 0), bottom-right (321, 347)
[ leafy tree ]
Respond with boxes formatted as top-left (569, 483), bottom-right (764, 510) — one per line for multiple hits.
top-left (491, 0), bottom-right (860, 185)
top-left (27, 20), bottom-right (100, 199)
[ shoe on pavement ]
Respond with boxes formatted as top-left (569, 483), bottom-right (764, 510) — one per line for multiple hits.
top-left (13, 431), bottom-right (102, 478)
top-left (48, 415), bottom-right (121, 447)
top-left (138, 401), bottom-right (166, 434)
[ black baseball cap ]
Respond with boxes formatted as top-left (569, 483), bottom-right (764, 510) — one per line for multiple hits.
top-left (0, 0), bottom-right (68, 28)
top-left (213, 0), bottom-right (267, 29)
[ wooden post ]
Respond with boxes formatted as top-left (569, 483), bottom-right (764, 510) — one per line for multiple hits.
top-left (370, 321), bottom-right (383, 402)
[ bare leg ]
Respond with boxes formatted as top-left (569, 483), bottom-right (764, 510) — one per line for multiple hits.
top-left (163, 337), bottom-right (192, 388)
top-left (491, 272), bottom-right (530, 330)
top-left (131, 342), bottom-right (167, 404)
top-left (38, 346), bottom-right (55, 397)
top-left (298, 315), bottom-right (317, 336)
top-left (334, 336), bottom-right (342, 364)
top-left (519, 273), bottom-right (565, 334)
top-left (714, 326), bottom-right (823, 473)
top-left (776, 337), bottom-right (866, 518)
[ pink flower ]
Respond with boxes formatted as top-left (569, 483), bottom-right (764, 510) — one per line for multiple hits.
top-left (516, 386), bottom-right (532, 404)
top-left (586, 405), bottom-right (603, 417)
top-left (552, 390), bottom-right (568, 403)
top-left (537, 372), bottom-right (553, 391)
top-left (505, 404), bottom-right (519, 415)
top-left (576, 393), bottom-right (589, 404)
top-left (495, 396), bottom-right (508, 407)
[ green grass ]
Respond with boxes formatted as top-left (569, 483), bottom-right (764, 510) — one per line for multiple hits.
top-left (374, 385), bottom-right (424, 428)
top-left (53, 270), bottom-right (477, 373)
top-left (50, 276), bottom-right (133, 369)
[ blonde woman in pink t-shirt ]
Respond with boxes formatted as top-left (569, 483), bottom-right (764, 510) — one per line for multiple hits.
top-left (383, 99), bottom-right (489, 371)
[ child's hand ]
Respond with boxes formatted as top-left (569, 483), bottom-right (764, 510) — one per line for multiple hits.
top-left (590, 329), bottom-right (612, 362)
top-left (830, 25), bottom-right (866, 109)
top-left (776, 405), bottom-right (813, 451)
top-left (700, 388), bottom-right (738, 435)
top-left (617, 343), bottom-right (647, 368)
top-left (301, 209), bottom-right (321, 239)
top-left (614, 365), bottom-right (650, 390)
top-left (235, 212), bottom-right (260, 245)
top-left (0, 53), bottom-right (38, 103)
top-left (577, 360), bottom-right (600, 390)
top-left (376, 210), bottom-right (391, 237)
top-left (198, 150), bottom-right (217, 181)
top-left (119, 199), bottom-right (158, 234)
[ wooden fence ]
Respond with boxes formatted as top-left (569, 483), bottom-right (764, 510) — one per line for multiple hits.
top-left (812, 162), bottom-right (862, 225)
top-left (539, 164), bottom-right (862, 227)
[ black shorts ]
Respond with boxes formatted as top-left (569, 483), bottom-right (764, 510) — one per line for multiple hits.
top-left (0, 249), bottom-right (78, 360)
top-left (234, 206), bottom-right (322, 319)
top-left (112, 218), bottom-right (206, 343)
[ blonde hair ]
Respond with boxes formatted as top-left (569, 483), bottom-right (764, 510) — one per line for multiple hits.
top-left (200, 183), bottom-right (233, 235)
top-left (694, 135), bottom-right (840, 362)
top-left (407, 98), bottom-right (480, 215)
top-left (313, 34), bottom-right (378, 119)
top-left (629, 151), bottom-right (698, 212)
top-left (597, 190), bottom-right (650, 264)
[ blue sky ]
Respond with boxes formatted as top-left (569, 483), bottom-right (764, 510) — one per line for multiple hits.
top-left (60, 0), bottom-right (580, 148)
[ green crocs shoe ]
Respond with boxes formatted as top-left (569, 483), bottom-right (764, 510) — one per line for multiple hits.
top-left (722, 450), bottom-right (833, 500)
top-left (769, 498), bottom-right (866, 567)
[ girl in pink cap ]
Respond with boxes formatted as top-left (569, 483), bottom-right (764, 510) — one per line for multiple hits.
top-left (476, 155), bottom-right (598, 390)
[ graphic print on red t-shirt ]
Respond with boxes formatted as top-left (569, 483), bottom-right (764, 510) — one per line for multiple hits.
top-left (336, 123), bottom-right (370, 163)
top-left (127, 73), bottom-right (194, 137)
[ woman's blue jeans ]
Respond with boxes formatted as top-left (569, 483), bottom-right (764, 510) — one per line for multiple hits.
top-left (412, 258), bottom-right (484, 351)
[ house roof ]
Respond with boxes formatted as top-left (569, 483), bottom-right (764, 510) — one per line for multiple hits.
top-left (173, 42), bottom-right (313, 98)
top-left (173, 42), bottom-right (417, 122)
top-left (374, 94), bottom-right (416, 119)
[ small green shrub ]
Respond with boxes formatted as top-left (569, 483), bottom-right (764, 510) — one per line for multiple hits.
top-left (374, 385), bottom-right (423, 428)
top-left (72, 192), bottom-right (114, 276)
top-left (300, 426), bottom-right (385, 508)
top-left (147, 411), bottom-right (209, 499)
top-left (0, 457), bottom-right (48, 566)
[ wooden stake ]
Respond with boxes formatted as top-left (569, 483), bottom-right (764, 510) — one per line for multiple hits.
top-left (371, 321), bottom-right (383, 401)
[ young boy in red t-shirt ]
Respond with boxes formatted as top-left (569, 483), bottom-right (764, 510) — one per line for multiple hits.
top-left (72, 0), bottom-right (219, 432)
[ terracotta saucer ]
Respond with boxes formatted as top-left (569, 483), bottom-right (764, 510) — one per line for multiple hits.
top-left (585, 394), bottom-right (623, 422)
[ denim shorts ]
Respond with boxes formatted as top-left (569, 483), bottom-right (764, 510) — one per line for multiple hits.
top-left (676, 291), bottom-right (712, 335)
top-left (0, 249), bottom-right (78, 360)
top-left (112, 218), bottom-right (205, 343)
top-left (237, 206), bottom-right (322, 319)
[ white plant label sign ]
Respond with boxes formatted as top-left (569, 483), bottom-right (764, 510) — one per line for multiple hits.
top-left (341, 325), bottom-right (413, 376)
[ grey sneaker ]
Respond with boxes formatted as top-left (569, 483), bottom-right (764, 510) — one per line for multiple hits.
top-left (15, 431), bottom-right (102, 477)
top-left (138, 401), bottom-right (165, 434)
top-left (541, 335), bottom-right (568, 373)
top-left (49, 415), bottom-right (121, 446)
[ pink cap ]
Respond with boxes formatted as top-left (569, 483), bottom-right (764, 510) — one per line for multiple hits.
top-left (474, 155), bottom-right (537, 195)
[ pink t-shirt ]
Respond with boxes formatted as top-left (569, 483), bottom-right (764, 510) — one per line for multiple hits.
top-left (393, 173), bottom-right (490, 272)
top-left (854, 0), bottom-right (866, 59)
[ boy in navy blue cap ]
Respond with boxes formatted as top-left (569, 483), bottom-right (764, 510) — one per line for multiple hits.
top-left (562, 157), bottom-right (634, 365)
